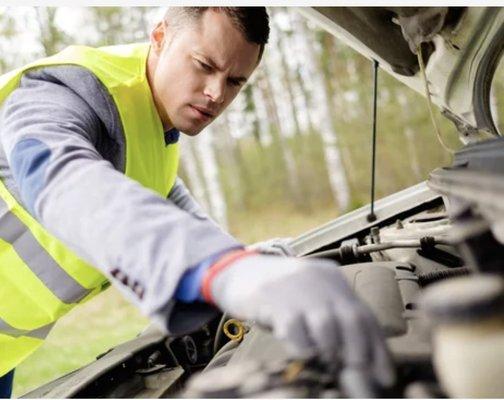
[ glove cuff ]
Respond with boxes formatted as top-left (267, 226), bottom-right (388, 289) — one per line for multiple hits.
top-left (201, 249), bottom-right (258, 304)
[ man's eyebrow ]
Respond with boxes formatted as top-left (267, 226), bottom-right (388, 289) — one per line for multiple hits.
top-left (196, 52), bottom-right (248, 84)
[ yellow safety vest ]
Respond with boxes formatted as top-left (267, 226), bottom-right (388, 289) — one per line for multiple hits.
top-left (0, 43), bottom-right (179, 376)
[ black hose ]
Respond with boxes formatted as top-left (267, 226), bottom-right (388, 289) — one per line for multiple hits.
top-left (417, 267), bottom-right (470, 287)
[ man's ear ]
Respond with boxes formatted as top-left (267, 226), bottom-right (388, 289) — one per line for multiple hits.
top-left (150, 21), bottom-right (166, 56)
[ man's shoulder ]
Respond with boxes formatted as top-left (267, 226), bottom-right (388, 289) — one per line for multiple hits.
top-left (20, 65), bottom-right (123, 144)
top-left (3, 64), bottom-right (126, 171)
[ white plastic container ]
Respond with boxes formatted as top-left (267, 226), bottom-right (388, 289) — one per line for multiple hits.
top-left (421, 274), bottom-right (504, 398)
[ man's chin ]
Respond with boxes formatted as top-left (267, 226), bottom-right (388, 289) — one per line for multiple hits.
top-left (176, 120), bottom-right (210, 136)
top-left (180, 129), bottom-right (201, 137)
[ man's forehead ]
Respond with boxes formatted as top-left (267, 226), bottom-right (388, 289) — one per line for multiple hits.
top-left (165, 9), bottom-right (261, 76)
top-left (190, 19), bottom-right (260, 73)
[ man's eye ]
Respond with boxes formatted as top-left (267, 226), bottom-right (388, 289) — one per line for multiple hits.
top-left (228, 79), bottom-right (242, 88)
top-left (197, 60), bottom-right (212, 72)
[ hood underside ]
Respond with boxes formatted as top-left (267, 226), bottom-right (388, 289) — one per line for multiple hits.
top-left (298, 7), bottom-right (504, 143)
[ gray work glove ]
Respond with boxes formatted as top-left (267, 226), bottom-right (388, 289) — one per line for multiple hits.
top-left (205, 253), bottom-right (395, 390)
top-left (247, 237), bottom-right (295, 257)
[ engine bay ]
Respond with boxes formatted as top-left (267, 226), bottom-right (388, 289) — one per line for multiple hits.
top-left (181, 202), bottom-right (467, 398)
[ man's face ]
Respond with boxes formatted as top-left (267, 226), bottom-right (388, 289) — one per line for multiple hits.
top-left (149, 9), bottom-right (261, 135)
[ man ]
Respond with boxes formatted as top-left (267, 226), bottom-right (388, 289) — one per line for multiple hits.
top-left (0, 7), bottom-right (393, 397)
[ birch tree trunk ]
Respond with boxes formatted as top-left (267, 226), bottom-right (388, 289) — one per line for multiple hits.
top-left (179, 137), bottom-right (211, 214)
top-left (294, 17), bottom-right (351, 211)
top-left (257, 66), bottom-right (304, 209)
top-left (243, 85), bottom-right (263, 147)
top-left (194, 128), bottom-right (229, 229)
top-left (271, 9), bottom-right (302, 137)
top-left (215, 112), bottom-right (247, 209)
top-left (251, 78), bottom-right (273, 147)
top-left (324, 33), bottom-right (359, 189)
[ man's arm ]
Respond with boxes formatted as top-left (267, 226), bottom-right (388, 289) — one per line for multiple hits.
top-left (0, 71), bottom-right (241, 333)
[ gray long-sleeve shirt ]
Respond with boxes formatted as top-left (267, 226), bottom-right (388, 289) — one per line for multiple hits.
top-left (0, 65), bottom-right (240, 334)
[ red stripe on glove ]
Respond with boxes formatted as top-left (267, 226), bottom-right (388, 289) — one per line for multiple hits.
top-left (201, 249), bottom-right (258, 304)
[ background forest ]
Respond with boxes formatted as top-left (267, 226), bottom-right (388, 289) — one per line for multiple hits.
top-left (0, 6), bottom-right (501, 396)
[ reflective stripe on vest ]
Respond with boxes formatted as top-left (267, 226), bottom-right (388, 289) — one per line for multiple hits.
top-left (0, 318), bottom-right (54, 340)
top-left (0, 198), bottom-right (91, 304)
top-left (0, 43), bottom-right (179, 376)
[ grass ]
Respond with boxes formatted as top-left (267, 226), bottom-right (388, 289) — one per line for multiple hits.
top-left (12, 289), bottom-right (149, 397)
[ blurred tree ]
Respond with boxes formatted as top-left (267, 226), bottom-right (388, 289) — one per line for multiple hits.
top-left (296, 17), bottom-right (351, 212)
top-left (194, 127), bottom-right (228, 228)
top-left (180, 137), bottom-right (211, 213)
top-left (256, 66), bottom-right (304, 209)
top-left (271, 9), bottom-right (302, 138)
top-left (35, 7), bottom-right (68, 56)
top-left (243, 85), bottom-right (263, 147)
top-left (397, 93), bottom-right (422, 180)
top-left (319, 31), bottom-right (360, 192)
top-left (126, 7), bottom-right (153, 40)
top-left (250, 76), bottom-right (273, 147)
top-left (0, 9), bottom-right (17, 72)
top-left (213, 113), bottom-right (247, 209)
top-left (84, 8), bottom-right (126, 46)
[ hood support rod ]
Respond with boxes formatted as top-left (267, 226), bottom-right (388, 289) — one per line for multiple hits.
top-left (367, 59), bottom-right (379, 223)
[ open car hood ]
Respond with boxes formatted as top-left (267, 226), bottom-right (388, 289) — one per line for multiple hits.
top-left (297, 7), bottom-right (504, 143)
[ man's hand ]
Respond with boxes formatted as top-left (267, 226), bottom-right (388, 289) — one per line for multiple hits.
top-left (201, 251), bottom-right (395, 391)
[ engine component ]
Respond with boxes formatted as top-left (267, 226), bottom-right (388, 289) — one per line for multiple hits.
top-left (308, 237), bottom-right (452, 264)
top-left (417, 267), bottom-right (470, 287)
top-left (421, 274), bottom-right (504, 397)
top-left (451, 209), bottom-right (504, 274)
top-left (182, 358), bottom-right (330, 398)
top-left (181, 336), bottom-right (198, 365)
top-left (223, 319), bottom-right (246, 342)
top-left (368, 214), bottom-right (464, 273)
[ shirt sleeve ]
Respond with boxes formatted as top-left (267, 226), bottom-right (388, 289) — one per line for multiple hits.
top-left (0, 72), bottom-right (242, 334)
top-left (169, 177), bottom-right (242, 302)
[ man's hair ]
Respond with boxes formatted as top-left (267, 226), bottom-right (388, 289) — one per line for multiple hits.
top-left (163, 7), bottom-right (270, 61)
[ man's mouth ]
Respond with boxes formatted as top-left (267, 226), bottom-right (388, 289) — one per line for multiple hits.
top-left (189, 105), bottom-right (214, 121)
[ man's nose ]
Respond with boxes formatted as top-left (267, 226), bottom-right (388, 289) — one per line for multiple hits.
top-left (204, 76), bottom-right (225, 104)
